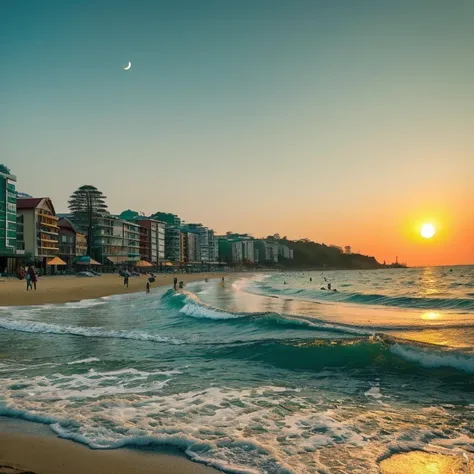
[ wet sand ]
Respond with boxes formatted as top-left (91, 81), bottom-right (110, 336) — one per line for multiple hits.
top-left (0, 390), bottom-right (220, 474)
top-left (0, 273), bottom-right (236, 307)
top-left (0, 433), bottom-right (219, 474)
top-left (379, 450), bottom-right (473, 473)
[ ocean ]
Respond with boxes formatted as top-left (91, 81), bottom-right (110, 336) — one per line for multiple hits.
top-left (0, 267), bottom-right (473, 473)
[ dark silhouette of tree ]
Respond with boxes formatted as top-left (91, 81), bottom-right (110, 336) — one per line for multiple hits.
top-left (68, 185), bottom-right (108, 256)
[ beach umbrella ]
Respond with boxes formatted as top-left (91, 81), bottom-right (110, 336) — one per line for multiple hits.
top-left (46, 256), bottom-right (67, 266)
top-left (136, 260), bottom-right (153, 267)
top-left (75, 256), bottom-right (102, 266)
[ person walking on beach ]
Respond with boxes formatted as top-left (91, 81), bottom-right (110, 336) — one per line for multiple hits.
top-left (124, 275), bottom-right (129, 288)
top-left (26, 267), bottom-right (32, 290)
top-left (146, 281), bottom-right (150, 294)
top-left (173, 277), bottom-right (178, 290)
top-left (27, 266), bottom-right (37, 290)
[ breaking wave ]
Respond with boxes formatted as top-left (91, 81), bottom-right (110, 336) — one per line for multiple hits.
top-left (248, 283), bottom-right (474, 311)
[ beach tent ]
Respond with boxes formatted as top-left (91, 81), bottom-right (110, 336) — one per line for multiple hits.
top-left (75, 256), bottom-right (101, 266)
top-left (46, 256), bottom-right (67, 266)
top-left (136, 260), bottom-right (153, 267)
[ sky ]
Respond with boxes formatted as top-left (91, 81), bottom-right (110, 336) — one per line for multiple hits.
top-left (2, 0), bottom-right (473, 266)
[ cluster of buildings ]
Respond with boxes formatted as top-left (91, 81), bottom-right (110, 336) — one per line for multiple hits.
top-left (0, 165), bottom-right (293, 273)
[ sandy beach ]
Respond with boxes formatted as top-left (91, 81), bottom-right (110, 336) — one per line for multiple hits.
top-left (0, 435), bottom-right (220, 474)
top-left (0, 417), bottom-right (219, 474)
top-left (0, 270), bottom-right (235, 474)
top-left (0, 273), bottom-right (237, 307)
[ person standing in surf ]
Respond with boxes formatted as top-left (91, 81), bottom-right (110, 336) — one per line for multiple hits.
top-left (27, 266), bottom-right (38, 290)
top-left (26, 266), bottom-right (32, 291)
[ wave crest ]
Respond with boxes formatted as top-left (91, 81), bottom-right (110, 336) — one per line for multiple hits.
top-left (0, 317), bottom-right (181, 344)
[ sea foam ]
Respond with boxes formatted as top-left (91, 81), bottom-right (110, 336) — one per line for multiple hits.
top-left (390, 344), bottom-right (474, 374)
top-left (0, 317), bottom-right (182, 344)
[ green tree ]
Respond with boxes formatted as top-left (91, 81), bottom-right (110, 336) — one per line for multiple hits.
top-left (68, 185), bottom-right (108, 256)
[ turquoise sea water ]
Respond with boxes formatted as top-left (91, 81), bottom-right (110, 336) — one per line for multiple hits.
top-left (0, 267), bottom-right (473, 473)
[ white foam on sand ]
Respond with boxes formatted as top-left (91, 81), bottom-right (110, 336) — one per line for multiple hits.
top-left (364, 385), bottom-right (383, 400)
top-left (0, 378), bottom-right (424, 474)
top-left (1, 376), bottom-right (473, 473)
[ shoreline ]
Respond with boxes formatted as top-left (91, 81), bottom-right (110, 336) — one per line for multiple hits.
top-left (0, 417), bottom-right (220, 474)
top-left (0, 272), bottom-right (244, 307)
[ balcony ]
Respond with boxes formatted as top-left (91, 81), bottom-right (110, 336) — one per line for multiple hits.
top-left (40, 236), bottom-right (59, 244)
top-left (40, 221), bottom-right (59, 230)
top-left (38, 244), bottom-right (58, 249)
top-left (40, 227), bottom-right (59, 236)
top-left (59, 245), bottom-right (75, 256)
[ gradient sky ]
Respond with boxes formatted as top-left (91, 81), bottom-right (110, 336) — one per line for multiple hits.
top-left (2, 0), bottom-right (473, 266)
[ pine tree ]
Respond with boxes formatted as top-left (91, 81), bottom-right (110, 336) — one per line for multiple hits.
top-left (68, 185), bottom-right (108, 256)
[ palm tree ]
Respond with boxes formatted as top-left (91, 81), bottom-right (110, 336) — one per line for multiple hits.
top-left (68, 185), bottom-right (108, 256)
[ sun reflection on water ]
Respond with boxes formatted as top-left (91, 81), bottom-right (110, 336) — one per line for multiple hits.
top-left (421, 311), bottom-right (440, 320)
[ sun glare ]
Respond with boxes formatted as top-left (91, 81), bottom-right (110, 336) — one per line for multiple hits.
top-left (421, 311), bottom-right (440, 320)
top-left (420, 223), bottom-right (436, 239)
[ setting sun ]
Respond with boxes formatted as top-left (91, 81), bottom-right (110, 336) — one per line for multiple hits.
top-left (420, 223), bottom-right (436, 239)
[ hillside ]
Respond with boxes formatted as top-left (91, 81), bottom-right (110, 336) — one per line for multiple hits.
top-left (280, 238), bottom-right (381, 269)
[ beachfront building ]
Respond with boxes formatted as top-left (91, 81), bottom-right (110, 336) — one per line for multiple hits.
top-left (208, 229), bottom-right (219, 262)
top-left (254, 240), bottom-right (279, 264)
top-left (165, 225), bottom-right (182, 263)
top-left (151, 212), bottom-right (181, 227)
top-left (278, 244), bottom-right (294, 260)
top-left (87, 215), bottom-right (118, 263)
top-left (218, 238), bottom-right (244, 264)
top-left (58, 218), bottom-right (87, 267)
top-left (181, 231), bottom-right (198, 263)
top-left (62, 211), bottom-right (116, 264)
top-left (242, 239), bottom-right (255, 263)
top-left (90, 217), bottom-right (141, 265)
top-left (217, 237), bottom-right (232, 264)
top-left (118, 219), bottom-right (141, 264)
top-left (217, 233), bottom-right (255, 265)
top-left (185, 223), bottom-right (213, 262)
top-left (16, 197), bottom-right (59, 268)
top-left (0, 165), bottom-right (19, 272)
top-left (138, 224), bottom-right (151, 262)
top-left (136, 219), bottom-right (166, 263)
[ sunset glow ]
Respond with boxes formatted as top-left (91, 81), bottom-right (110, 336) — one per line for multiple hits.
top-left (420, 223), bottom-right (436, 239)
top-left (2, 1), bottom-right (473, 267)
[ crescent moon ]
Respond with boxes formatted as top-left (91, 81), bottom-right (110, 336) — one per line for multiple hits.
top-left (124, 62), bottom-right (132, 71)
